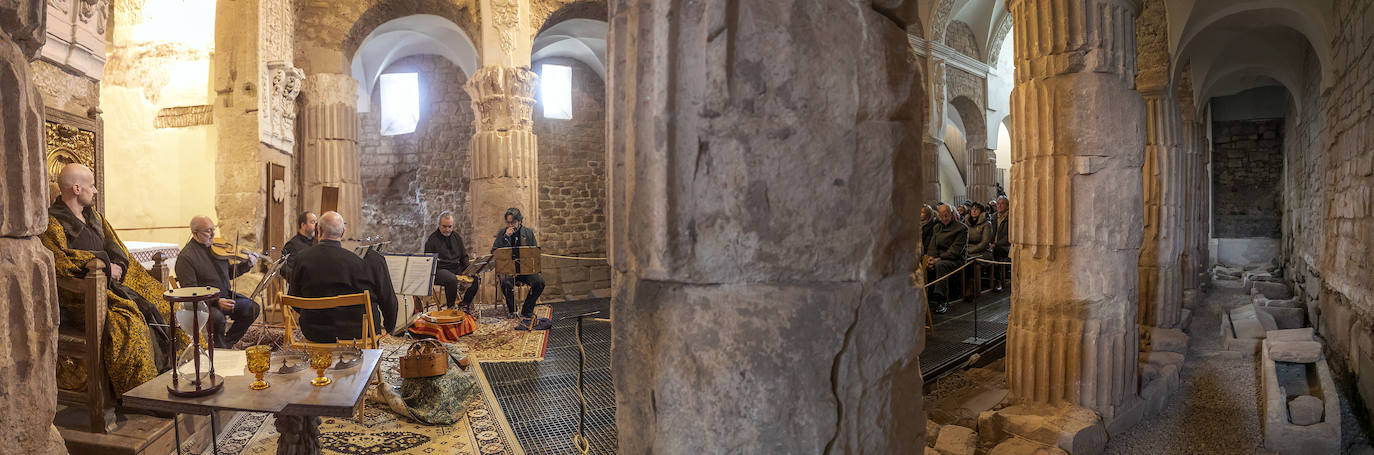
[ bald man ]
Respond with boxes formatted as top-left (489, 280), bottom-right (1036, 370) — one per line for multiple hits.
top-left (40, 163), bottom-right (172, 395)
top-left (924, 203), bottom-right (968, 313)
top-left (175, 216), bottom-right (260, 348)
top-left (288, 212), bottom-right (388, 342)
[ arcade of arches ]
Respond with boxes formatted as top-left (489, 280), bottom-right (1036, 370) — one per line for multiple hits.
top-left (1, 0), bottom-right (1373, 453)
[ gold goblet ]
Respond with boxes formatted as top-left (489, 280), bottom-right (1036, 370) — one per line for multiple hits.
top-left (309, 347), bottom-right (333, 387)
top-left (246, 345), bottom-right (271, 390)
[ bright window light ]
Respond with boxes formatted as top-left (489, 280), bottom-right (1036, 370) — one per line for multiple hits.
top-left (541, 64), bottom-right (572, 120)
top-left (380, 72), bottom-right (419, 135)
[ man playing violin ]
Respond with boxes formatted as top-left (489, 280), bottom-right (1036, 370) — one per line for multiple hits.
top-left (174, 216), bottom-right (261, 348)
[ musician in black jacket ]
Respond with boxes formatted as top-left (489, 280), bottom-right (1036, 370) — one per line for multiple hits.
top-left (279, 211), bottom-right (316, 286)
top-left (287, 212), bottom-right (386, 343)
top-left (175, 216), bottom-right (260, 348)
top-left (491, 208), bottom-right (545, 323)
top-left (424, 212), bottom-right (480, 311)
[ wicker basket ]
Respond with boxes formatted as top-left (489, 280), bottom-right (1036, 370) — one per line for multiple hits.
top-left (399, 340), bottom-right (448, 378)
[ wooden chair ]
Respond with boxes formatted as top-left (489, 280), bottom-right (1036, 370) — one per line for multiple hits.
top-left (278, 291), bottom-right (379, 350)
top-left (56, 254), bottom-right (173, 433)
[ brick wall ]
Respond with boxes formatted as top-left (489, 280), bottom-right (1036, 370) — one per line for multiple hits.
top-left (1212, 119), bottom-right (1283, 238)
top-left (945, 20), bottom-right (980, 60)
top-left (358, 55), bottom-right (475, 253)
top-left (532, 57), bottom-right (610, 299)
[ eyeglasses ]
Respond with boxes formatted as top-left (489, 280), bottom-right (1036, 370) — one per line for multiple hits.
top-left (505, 219), bottom-right (519, 226)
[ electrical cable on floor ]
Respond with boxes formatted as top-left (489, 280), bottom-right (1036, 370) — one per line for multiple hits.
top-left (563, 312), bottom-right (610, 454)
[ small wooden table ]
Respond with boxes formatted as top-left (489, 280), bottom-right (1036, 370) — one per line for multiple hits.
top-left (122, 349), bottom-right (382, 455)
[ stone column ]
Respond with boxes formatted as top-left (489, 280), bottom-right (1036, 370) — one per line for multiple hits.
top-left (299, 73), bottom-right (363, 224)
top-left (997, 0), bottom-right (1145, 448)
top-left (969, 149), bottom-right (999, 202)
top-left (608, 0), bottom-right (927, 453)
top-left (464, 66), bottom-right (540, 239)
top-left (1138, 87), bottom-right (1185, 328)
top-left (0, 0), bottom-right (69, 451)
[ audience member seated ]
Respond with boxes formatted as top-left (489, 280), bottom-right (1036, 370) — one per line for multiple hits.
top-left (965, 202), bottom-right (993, 260)
top-left (993, 195), bottom-right (1010, 261)
top-left (175, 216), bottom-right (261, 348)
top-left (425, 212), bottom-right (480, 311)
top-left (924, 203), bottom-right (967, 314)
top-left (287, 212), bottom-right (387, 343)
top-left (40, 164), bottom-right (173, 395)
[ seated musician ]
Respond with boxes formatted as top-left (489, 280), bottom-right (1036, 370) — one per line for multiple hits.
top-left (287, 212), bottom-right (387, 342)
top-left (279, 211), bottom-right (316, 284)
top-left (924, 203), bottom-right (968, 314)
top-left (175, 216), bottom-right (261, 348)
top-left (40, 164), bottom-right (172, 395)
top-left (360, 246), bottom-right (399, 333)
top-left (491, 208), bottom-right (547, 328)
top-left (424, 212), bottom-right (480, 311)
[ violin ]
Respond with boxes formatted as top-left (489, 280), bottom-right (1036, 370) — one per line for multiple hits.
top-left (210, 236), bottom-right (265, 263)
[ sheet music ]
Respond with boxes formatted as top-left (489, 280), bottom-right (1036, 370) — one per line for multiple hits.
top-left (383, 254), bottom-right (437, 296)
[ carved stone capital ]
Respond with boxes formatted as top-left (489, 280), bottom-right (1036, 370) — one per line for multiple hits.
top-left (464, 65), bottom-right (538, 133)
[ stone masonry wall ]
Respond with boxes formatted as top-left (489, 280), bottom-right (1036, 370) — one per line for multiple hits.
top-left (532, 57), bottom-right (609, 299)
top-left (1284, 0), bottom-right (1374, 435)
top-left (1212, 118), bottom-right (1283, 238)
top-left (358, 55), bottom-right (475, 253)
top-left (945, 20), bottom-right (981, 60)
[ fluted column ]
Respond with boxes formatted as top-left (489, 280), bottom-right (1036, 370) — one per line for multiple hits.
top-left (300, 73), bottom-right (363, 224)
top-left (1005, 0), bottom-right (1145, 420)
top-left (969, 148), bottom-right (999, 202)
top-left (924, 57), bottom-right (948, 203)
top-left (464, 66), bottom-right (539, 239)
top-left (1138, 87), bottom-right (1185, 328)
top-left (1181, 117), bottom-right (1203, 291)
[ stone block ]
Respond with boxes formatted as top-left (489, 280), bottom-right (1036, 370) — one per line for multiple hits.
top-left (925, 447), bottom-right (940, 455)
top-left (989, 437), bottom-right (1067, 455)
top-left (1267, 328), bottom-right (1315, 342)
top-left (1269, 341), bottom-right (1323, 363)
top-left (560, 266), bottom-right (589, 282)
top-left (926, 420), bottom-right (942, 447)
top-left (1252, 281), bottom-right (1294, 300)
top-left (1149, 327), bottom-right (1189, 353)
top-left (1288, 395), bottom-right (1323, 426)
top-left (933, 425), bottom-right (976, 455)
top-left (1263, 307), bottom-right (1306, 329)
top-left (0, 37), bottom-right (50, 238)
top-left (977, 405), bottom-right (1107, 455)
top-left (1144, 351), bottom-right (1184, 369)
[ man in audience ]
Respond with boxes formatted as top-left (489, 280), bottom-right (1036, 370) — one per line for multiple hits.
top-left (41, 163), bottom-right (172, 395)
top-left (175, 216), bottom-right (261, 348)
top-left (287, 212), bottom-right (388, 342)
top-left (425, 212), bottom-right (480, 311)
top-left (925, 203), bottom-right (967, 314)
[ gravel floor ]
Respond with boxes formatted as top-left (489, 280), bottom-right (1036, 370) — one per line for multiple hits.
top-left (1104, 287), bottom-right (1373, 455)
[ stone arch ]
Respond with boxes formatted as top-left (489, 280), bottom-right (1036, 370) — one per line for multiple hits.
top-left (985, 12), bottom-right (1012, 66)
top-left (341, 0), bottom-right (481, 66)
top-left (1172, 4), bottom-right (1331, 92)
top-left (532, 0), bottom-right (608, 38)
top-left (928, 0), bottom-right (955, 43)
top-left (949, 95), bottom-right (994, 201)
top-left (532, 18), bottom-right (608, 80)
top-left (349, 14), bottom-right (480, 112)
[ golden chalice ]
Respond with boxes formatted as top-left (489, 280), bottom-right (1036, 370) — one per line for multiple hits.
top-left (246, 345), bottom-right (271, 390)
top-left (309, 347), bottom-right (333, 387)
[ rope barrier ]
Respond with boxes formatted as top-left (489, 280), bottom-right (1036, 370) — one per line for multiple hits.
top-left (542, 253), bottom-right (609, 261)
top-left (920, 257), bottom-right (1012, 289)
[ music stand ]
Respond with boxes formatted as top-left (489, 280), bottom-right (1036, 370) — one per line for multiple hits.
top-left (494, 247), bottom-right (542, 276)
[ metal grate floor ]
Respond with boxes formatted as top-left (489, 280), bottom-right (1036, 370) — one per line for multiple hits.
top-left (920, 291), bottom-right (1012, 378)
top-left (482, 298), bottom-right (618, 454)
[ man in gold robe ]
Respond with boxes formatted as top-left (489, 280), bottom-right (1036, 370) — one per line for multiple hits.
top-left (40, 163), bottom-right (176, 395)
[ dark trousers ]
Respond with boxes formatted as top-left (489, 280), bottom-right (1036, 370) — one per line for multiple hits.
top-left (434, 269), bottom-right (480, 309)
top-left (211, 293), bottom-right (259, 348)
top-left (930, 259), bottom-right (962, 300)
top-left (501, 274), bottom-right (545, 317)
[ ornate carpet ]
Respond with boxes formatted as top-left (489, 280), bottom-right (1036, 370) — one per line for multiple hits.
top-left (461, 304), bottom-right (552, 362)
top-left (203, 345), bottom-right (526, 454)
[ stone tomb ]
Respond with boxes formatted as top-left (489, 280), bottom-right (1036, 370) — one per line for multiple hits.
top-left (1260, 331), bottom-right (1340, 454)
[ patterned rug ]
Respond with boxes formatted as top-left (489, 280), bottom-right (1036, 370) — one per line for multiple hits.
top-left (459, 304), bottom-right (552, 362)
top-left (202, 350), bottom-right (524, 455)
